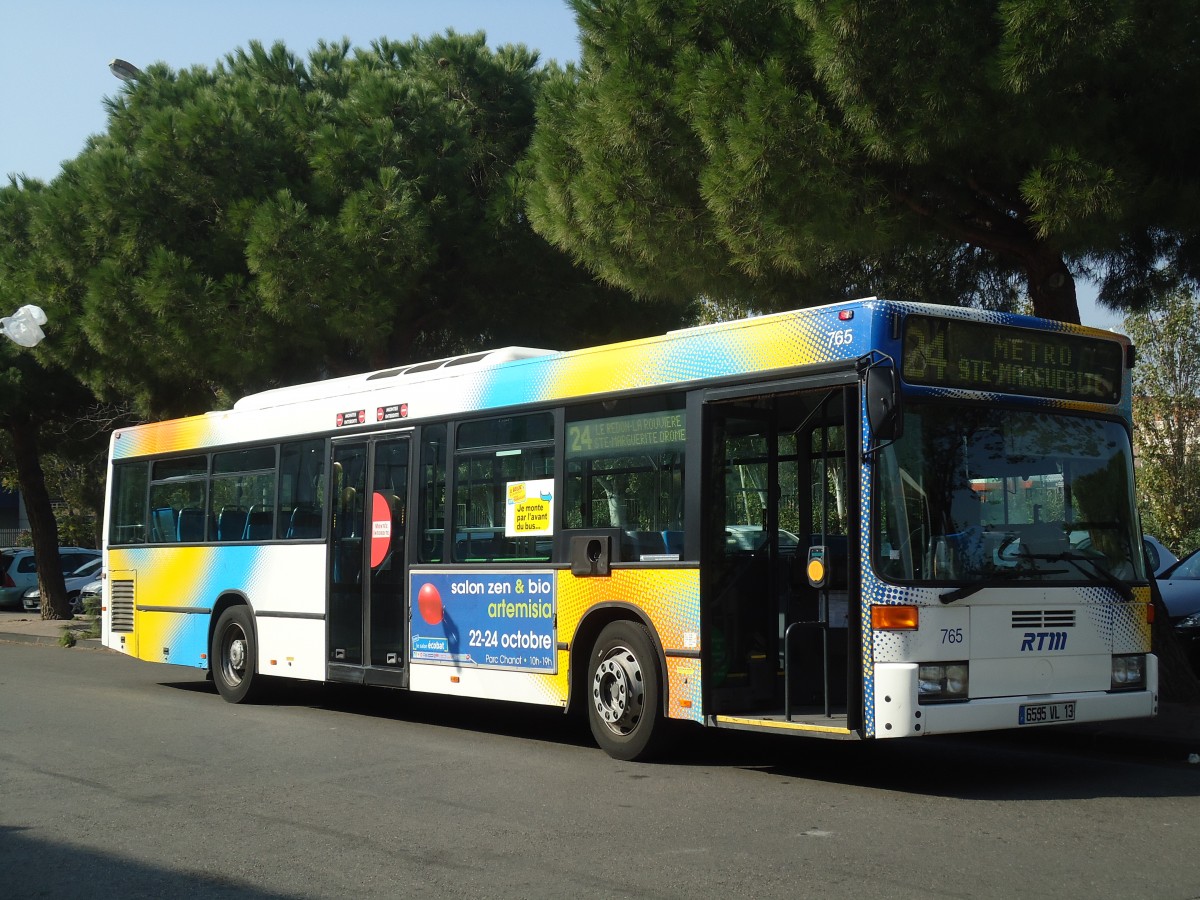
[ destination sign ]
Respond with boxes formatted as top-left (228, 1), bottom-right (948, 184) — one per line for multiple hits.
top-left (566, 411), bottom-right (686, 459)
top-left (901, 315), bottom-right (1123, 404)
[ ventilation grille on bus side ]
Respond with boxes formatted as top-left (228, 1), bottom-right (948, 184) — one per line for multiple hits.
top-left (1011, 609), bottom-right (1076, 629)
top-left (110, 579), bottom-right (134, 633)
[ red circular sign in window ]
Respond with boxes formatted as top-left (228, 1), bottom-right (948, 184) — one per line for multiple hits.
top-left (370, 492), bottom-right (393, 568)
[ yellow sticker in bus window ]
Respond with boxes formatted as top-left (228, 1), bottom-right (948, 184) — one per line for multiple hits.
top-left (506, 479), bottom-right (554, 536)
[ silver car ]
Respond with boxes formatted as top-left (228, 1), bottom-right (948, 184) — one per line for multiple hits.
top-left (21, 556), bottom-right (103, 614)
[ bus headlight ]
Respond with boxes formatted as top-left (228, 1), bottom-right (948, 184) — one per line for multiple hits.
top-left (918, 662), bottom-right (969, 702)
top-left (1111, 654), bottom-right (1146, 690)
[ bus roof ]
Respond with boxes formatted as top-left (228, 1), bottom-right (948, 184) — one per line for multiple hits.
top-left (112, 298), bottom-right (1129, 461)
top-left (233, 346), bottom-right (558, 412)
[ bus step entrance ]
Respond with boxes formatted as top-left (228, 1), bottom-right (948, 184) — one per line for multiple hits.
top-left (783, 619), bottom-right (849, 721)
top-left (710, 709), bottom-right (855, 738)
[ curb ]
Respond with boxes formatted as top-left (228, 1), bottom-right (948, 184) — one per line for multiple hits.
top-left (0, 630), bottom-right (103, 649)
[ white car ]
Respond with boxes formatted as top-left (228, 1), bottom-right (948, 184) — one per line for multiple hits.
top-left (22, 556), bottom-right (103, 614)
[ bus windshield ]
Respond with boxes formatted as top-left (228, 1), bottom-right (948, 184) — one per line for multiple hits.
top-left (874, 404), bottom-right (1145, 586)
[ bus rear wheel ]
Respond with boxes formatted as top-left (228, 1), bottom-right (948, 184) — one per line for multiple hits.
top-left (587, 620), bottom-right (666, 761)
top-left (212, 606), bottom-right (263, 703)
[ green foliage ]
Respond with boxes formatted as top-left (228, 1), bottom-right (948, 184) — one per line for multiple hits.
top-left (0, 180), bottom-right (106, 577)
top-left (25, 31), bottom-right (680, 420)
top-left (528, 0), bottom-right (1200, 322)
top-left (1125, 290), bottom-right (1200, 553)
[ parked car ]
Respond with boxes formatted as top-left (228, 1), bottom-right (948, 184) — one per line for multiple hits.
top-left (1143, 535), bottom-right (1178, 578)
top-left (77, 577), bottom-right (103, 615)
top-left (0, 547), bottom-right (100, 610)
top-left (1066, 532), bottom-right (1176, 578)
top-left (1156, 547), bottom-right (1200, 673)
top-left (22, 556), bottom-right (103, 614)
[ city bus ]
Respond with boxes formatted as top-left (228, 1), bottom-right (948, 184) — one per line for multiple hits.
top-left (101, 298), bottom-right (1156, 759)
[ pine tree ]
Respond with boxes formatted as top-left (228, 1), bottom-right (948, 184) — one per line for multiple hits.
top-left (527, 0), bottom-right (1200, 323)
top-left (33, 32), bottom-right (683, 419)
top-left (0, 180), bottom-right (100, 619)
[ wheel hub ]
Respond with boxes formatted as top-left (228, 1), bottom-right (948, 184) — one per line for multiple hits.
top-left (228, 637), bottom-right (246, 671)
top-left (224, 629), bottom-right (247, 684)
top-left (592, 646), bottom-right (644, 735)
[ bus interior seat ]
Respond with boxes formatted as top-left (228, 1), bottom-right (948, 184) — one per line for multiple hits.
top-left (623, 530), bottom-right (669, 560)
top-left (422, 530), bottom-right (445, 562)
top-left (217, 507), bottom-right (248, 542)
top-left (455, 531), bottom-right (498, 561)
top-left (663, 530), bottom-right (684, 555)
top-left (177, 507), bottom-right (206, 542)
top-left (245, 508), bottom-right (274, 540)
top-left (151, 507), bottom-right (177, 543)
top-left (287, 506), bottom-right (322, 539)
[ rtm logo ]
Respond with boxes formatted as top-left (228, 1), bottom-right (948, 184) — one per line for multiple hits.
top-left (1020, 632), bottom-right (1068, 652)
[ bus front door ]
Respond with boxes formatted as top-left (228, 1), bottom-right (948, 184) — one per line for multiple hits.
top-left (703, 387), bottom-right (859, 724)
top-left (328, 435), bottom-right (411, 686)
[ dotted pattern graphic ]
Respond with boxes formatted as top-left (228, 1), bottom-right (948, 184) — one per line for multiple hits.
top-left (857, 304), bottom-right (1135, 736)
top-left (109, 544), bottom-right (324, 666)
top-left (112, 303), bottom-right (882, 459)
top-left (547, 568), bottom-right (703, 722)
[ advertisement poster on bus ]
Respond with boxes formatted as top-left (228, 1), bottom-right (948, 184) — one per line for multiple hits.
top-left (409, 570), bottom-right (557, 673)
top-left (505, 478), bottom-right (554, 537)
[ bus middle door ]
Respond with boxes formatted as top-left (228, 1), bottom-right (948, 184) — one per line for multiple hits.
top-left (328, 434), bottom-right (411, 686)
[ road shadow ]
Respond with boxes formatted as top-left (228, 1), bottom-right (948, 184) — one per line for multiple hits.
top-left (157, 672), bottom-right (1200, 801)
top-left (0, 825), bottom-right (302, 899)
top-left (159, 673), bottom-right (592, 750)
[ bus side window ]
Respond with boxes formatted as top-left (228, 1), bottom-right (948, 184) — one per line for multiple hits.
top-left (452, 414), bottom-right (554, 563)
top-left (148, 458), bottom-right (207, 544)
top-left (278, 439), bottom-right (326, 540)
top-left (564, 399), bottom-right (687, 562)
top-left (109, 462), bottom-right (150, 546)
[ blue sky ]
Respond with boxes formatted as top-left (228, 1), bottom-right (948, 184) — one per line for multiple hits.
top-left (2, 0), bottom-right (1120, 330)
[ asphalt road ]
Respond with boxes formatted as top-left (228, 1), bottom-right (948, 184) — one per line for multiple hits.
top-left (2, 641), bottom-right (1199, 900)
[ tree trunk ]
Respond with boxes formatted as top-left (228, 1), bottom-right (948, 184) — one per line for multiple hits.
top-left (9, 419), bottom-right (70, 620)
top-left (1024, 250), bottom-right (1080, 324)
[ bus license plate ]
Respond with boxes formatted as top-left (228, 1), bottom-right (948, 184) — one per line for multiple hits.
top-left (1018, 701), bottom-right (1076, 726)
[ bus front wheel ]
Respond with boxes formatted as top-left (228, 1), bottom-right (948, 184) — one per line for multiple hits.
top-left (587, 620), bottom-right (666, 761)
top-left (212, 606), bottom-right (262, 703)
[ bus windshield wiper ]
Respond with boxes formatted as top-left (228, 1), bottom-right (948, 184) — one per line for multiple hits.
top-left (938, 566), bottom-right (1049, 604)
top-left (1053, 552), bottom-right (1134, 602)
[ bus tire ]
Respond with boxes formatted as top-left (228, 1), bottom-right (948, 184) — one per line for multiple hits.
top-left (212, 606), bottom-right (263, 704)
top-left (587, 620), bottom-right (666, 761)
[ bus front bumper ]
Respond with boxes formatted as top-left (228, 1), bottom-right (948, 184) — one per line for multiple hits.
top-left (872, 657), bottom-right (1159, 738)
